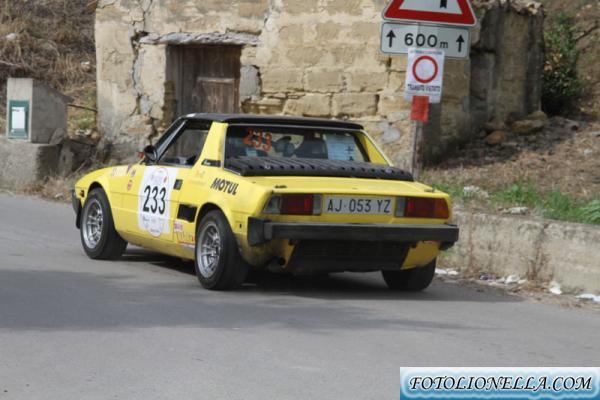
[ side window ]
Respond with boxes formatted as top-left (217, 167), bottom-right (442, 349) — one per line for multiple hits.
top-left (159, 123), bottom-right (210, 167)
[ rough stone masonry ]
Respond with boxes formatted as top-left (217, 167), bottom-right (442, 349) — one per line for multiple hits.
top-left (95, 0), bottom-right (544, 167)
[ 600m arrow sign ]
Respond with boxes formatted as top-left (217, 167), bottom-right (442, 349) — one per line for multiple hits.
top-left (380, 22), bottom-right (470, 59)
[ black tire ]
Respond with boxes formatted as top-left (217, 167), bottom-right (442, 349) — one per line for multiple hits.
top-left (382, 259), bottom-right (437, 292)
top-left (194, 210), bottom-right (249, 290)
top-left (80, 188), bottom-right (127, 260)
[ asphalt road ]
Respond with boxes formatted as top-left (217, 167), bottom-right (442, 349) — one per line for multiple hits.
top-left (0, 193), bottom-right (599, 400)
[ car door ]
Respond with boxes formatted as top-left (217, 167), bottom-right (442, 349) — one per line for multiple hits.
top-left (119, 121), bottom-right (183, 242)
top-left (133, 120), bottom-right (211, 245)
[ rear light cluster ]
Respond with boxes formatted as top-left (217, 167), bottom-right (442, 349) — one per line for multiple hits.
top-left (263, 194), bottom-right (448, 218)
top-left (395, 197), bottom-right (449, 219)
top-left (263, 194), bottom-right (322, 215)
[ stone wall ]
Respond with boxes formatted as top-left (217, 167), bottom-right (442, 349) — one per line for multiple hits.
top-left (442, 210), bottom-right (600, 294)
top-left (95, 0), bottom-right (544, 166)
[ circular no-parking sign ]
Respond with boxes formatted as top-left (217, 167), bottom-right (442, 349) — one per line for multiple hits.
top-left (412, 55), bottom-right (439, 84)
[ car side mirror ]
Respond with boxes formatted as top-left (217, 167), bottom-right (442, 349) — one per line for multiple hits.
top-left (143, 145), bottom-right (158, 163)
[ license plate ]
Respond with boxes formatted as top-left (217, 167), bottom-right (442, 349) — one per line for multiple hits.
top-left (324, 196), bottom-right (393, 215)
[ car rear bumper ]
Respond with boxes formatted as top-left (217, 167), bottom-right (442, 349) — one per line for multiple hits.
top-left (247, 218), bottom-right (459, 248)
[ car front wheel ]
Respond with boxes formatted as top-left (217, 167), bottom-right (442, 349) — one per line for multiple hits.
top-left (80, 188), bottom-right (127, 260)
top-left (194, 210), bottom-right (249, 290)
top-left (382, 259), bottom-right (436, 292)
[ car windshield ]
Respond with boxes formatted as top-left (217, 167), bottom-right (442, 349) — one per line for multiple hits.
top-left (225, 126), bottom-right (370, 162)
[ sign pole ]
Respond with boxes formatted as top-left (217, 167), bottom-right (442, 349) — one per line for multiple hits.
top-left (410, 120), bottom-right (423, 180)
top-left (409, 95), bottom-right (430, 179)
top-left (380, 0), bottom-right (476, 180)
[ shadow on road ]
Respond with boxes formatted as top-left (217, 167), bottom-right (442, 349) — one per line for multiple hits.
top-left (120, 248), bottom-right (520, 303)
top-left (0, 245), bottom-right (523, 333)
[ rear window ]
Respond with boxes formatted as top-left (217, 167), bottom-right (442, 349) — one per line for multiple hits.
top-left (225, 126), bottom-right (370, 163)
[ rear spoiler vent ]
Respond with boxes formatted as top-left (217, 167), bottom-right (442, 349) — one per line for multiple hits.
top-left (224, 157), bottom-right (414, 181)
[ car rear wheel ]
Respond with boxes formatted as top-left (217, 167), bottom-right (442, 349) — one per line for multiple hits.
top-left (382, 259), bottom-right (436, 292)
top-left (80, 188), bottom-right (127, 260)
top-left (194, 210), bottom-right (249, 290)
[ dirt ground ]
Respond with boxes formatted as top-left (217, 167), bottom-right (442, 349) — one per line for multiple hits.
top-left (425, 117), bottom-right (600, 201)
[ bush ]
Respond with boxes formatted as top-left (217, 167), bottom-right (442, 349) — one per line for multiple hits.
top-left (542, 14), bottom-right (580, 116)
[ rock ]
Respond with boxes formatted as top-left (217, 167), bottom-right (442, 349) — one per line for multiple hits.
top-left (483, 118), bottom-right (507, 133)
top-left (526, 110), bottom-right (548, 122)
top-left (549, 281), bottom-right (562, 295)
top-left (511, 119), bottom-right (545, 135)
top-left (80, 61), bottom-right (92, 73)
top-left (502, 207), bottom-right (529, 215)
top-left (591, 131), bottom-right (600, 138)
top-left (91, 131), bottom-right (101, 142)
top-left (380, 126), bottom-right (401, 144)
top-left (501, 141), bottom-right (519, 149)
top-left (550, 116), bottom-right (567, 127)
top-left (463, 185), bottom-right (490, 199)
top-left (583, 149), bottom-right (593, 157)
top-left (564, 119), bottom-right (580, 131)
top-left (5, 33), bottom-right (18, 41)
top-left (485, 130), bottom-right (509, 145)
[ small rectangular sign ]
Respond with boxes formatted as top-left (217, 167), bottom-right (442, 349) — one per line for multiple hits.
top-left (405, 48), bottom-right (445, 104)
top-left (8, 100), bottom-right (29, 140)
top-left (380, 22), bottom-right (470, 59)
top-left (410, 96), bottom-right (430, 122)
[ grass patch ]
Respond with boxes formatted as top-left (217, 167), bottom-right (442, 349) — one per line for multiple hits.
top-left (491, 182), bottom-right (598, 224)
top-left (429, 179), bottom-right (600, 226)
top-left (493, 181), bottom-right (541, 206)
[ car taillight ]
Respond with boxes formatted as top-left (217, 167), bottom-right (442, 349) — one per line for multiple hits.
top-left (263, 194), bottom-right (322, 215)
top-left (396, 197), bottom-right (449, 219)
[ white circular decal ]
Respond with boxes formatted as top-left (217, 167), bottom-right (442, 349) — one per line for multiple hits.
top-left (137, 167), bottom-right (176, 237)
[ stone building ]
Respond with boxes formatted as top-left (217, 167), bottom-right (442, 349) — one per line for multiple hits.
top-left (95, 0), bottom-right (544, 166)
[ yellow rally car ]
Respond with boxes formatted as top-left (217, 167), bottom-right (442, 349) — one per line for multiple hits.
top-left (72, 114), bottom-right (458, 291)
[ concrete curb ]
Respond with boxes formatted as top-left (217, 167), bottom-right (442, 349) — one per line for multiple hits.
top-left (441, 210), bottom-right (600, 293)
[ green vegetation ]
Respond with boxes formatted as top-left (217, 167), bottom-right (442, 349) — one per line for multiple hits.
top-left (431, 180), bottom-right (600, 226)
top-left (542, 13), bottom-right (581, 115)
top-left (581, 200), bottom-right (600, 224)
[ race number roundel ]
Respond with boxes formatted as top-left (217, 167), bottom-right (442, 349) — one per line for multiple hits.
top-left (137, 167), bottom-right (177, 237)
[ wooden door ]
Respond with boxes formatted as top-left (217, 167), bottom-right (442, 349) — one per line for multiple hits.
top-left (167, 45), bottom-right (241, 116)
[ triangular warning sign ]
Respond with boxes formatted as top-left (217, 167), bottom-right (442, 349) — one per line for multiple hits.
top-left (383, 0), bottom-right (477, 27)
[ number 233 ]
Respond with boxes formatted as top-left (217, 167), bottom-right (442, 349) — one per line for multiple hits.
top-left (142, 185), bottom-right (166, 214)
